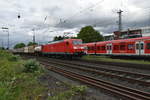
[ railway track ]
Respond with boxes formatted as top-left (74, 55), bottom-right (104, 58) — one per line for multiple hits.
top-left (38, 58), bottom-right (150, 87)
top-left (21, 55), bottom-right (150, 99)
top-left (41, 62), bottom-right (150, 100)
top-left (79, 59), bottom-right (150, 70)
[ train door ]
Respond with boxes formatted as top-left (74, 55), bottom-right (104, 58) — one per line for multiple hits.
top-left (106, 44), bottom-right (112, 54)
top-left (135, 41), bottom-right (144, 55)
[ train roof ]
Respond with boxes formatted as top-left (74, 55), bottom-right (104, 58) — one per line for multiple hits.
top-left (84, 36), bottom-right (150, 45)
top-left (111, 36), bottom-right (150, 43)
top-left (46, 39), bottom-right (82, 45)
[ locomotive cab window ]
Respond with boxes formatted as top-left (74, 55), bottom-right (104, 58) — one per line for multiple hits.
top-left (73, 41), bottom-right (82, 45)
top-left (146, 43), bottom-right (150, 49)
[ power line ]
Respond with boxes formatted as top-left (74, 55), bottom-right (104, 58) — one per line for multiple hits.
top-left (44, 0), bottom-right (105, 38)
top-left (37, 0), bottom-right (107, 39)
top-left (42, 0), bottom-right (105, 34)
top-left (57, 0), bottom-right (105, 26)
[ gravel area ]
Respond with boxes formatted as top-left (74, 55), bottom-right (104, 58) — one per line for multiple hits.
top-left (38, 72), bottom-right (69, 99)
top-left (46, 68), bottom-right (121, 100)
top-left (64, 59), bottom-right (150, 75)
top-left (22, 56), bottom-right (150, 99)
top-left (56, 64), bottom-right (150, 93)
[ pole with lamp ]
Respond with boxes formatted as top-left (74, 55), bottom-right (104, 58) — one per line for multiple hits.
top-left (2, 27), bottom-right (9, 49)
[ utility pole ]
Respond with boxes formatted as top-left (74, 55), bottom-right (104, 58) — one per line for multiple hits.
top-left (117, 9), bottom-right (123, 32)
top-left (1, 39), bottom-right (4, 48)
top-left (32, 28), bottom-right (35, 43)
top-left (2, 27), bottom-right (9, 49)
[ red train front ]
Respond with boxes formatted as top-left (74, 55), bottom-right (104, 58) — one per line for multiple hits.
top-left (41, 39), bottom-right (86, 57)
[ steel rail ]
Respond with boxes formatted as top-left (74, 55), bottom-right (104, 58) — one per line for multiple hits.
top-left (42, 63), bottom-right (150, 100)
top-left (39, 58), bottom-right (150, 86)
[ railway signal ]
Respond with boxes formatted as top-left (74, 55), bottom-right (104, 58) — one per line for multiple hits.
top-left (18, 13), bottom-right (21, 19)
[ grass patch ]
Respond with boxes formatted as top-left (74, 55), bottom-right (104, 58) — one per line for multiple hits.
top-left (82, 55), bottom-right (150, 65)
top-left (0, 50), bottom-right (88, 100)
top-left (0, 50), bottom-right (46, 100)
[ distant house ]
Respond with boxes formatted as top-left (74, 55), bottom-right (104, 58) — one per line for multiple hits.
top-left (103, 33), bottom-right (114, 41)
top-left (114, 26), bottom-right (150, 40)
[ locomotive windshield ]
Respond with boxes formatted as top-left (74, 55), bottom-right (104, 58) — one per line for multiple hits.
top-left (73, 40), bottom-right (82, 45)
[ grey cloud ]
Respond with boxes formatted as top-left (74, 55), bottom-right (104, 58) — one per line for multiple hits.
top-left (0, 0), bottom-right (150, 48)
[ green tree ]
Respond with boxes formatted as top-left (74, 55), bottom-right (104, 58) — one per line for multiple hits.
top-left (53, 36), bottom-right (64, 41)
top-left (77, 26), bottom-right (104, 43)
top-left (27, 42), bottom-right (38, 46)
top-left (0, 47), bottom-right (5, 50)
top-left (14, 43), bottom-right (26, 49)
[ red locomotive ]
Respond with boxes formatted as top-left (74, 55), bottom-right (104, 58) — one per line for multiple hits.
top-left (84, 36), bottom-right (150, 56)
top-left (41, 39), bottom-right (86, 57)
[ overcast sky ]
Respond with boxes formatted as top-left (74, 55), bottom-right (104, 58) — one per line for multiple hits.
top-left (0, 0), bottom-right (150, 48)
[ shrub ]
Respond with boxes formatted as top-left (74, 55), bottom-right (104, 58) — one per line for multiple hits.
top-left (24, 59), bottom-right (40, 73)
top-left (8, 55), bottom-right (20, 62)
top-left (72, 85), bottom-right (87, 93)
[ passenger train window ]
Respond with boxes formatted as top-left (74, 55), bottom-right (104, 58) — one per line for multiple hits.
top-left (88, 47), bottom-right (90, 50)
top-left (89, 47), bottom-right (91, 50)
top-left (91, 46), bottom-right (95, 50)
top-left (107, 46), bottom-right (109, 50)
top-left (113, 45), bottom-right (119, 50)
top-left (120, 45), bottom-right (126, 50)
top-left (88, 46), bottom-right (95, 51)
top-left (97, 46), bottom-right (100, 50)
top-left (146, 43), bottom-right (150, 49)
top-left (141, 44), bottom-right (144, 49)
top-left (109, 46), bottom-right (112, 50)
top-left (136, 44), bottom-right (139, 49)
top-left (101, 46), bottom-right (105, 50)
top-left (128, 44), bottom-right (134, 50)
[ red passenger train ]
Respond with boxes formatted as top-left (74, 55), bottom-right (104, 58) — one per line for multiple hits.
top-left (84, 37), bottom-right (150, 56)
top-left (41, 39), bottom-right (86, 57)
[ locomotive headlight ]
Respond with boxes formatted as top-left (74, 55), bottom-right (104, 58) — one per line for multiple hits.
top-left (73, 47), bottom-right (78, 49)
top-left (80, 47), bottom-right (84, 49)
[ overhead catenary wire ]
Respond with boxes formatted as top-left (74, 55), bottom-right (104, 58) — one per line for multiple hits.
top-left (40, 0), bottom-right (150, 40)
top-left (57, 0), bottom-right (105, 26)
top-left (42, 0), bottom-right (105, 34)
